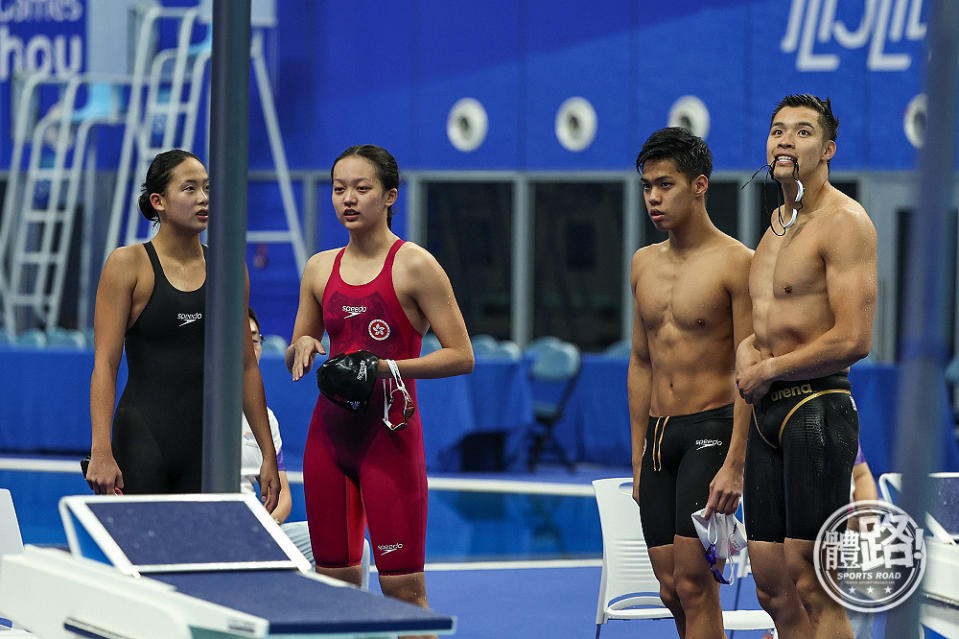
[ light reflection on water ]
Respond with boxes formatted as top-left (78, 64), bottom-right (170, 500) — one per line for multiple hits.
top-left (2, 469), bottom-right (603, 561)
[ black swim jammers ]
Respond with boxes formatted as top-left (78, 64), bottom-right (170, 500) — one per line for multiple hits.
top-left (639, 404), bottom-right (733, 548)
top-left (743, 373), bottom-right (860, 542)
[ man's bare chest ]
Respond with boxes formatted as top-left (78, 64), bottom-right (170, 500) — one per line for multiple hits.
top-left (753, 229), bottom-right (824, 299)
top-left (637, 264), bottom-right (729, 331)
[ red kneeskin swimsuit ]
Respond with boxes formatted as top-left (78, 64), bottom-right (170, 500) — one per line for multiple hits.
top-left (304, 239), bottom-right (426, 575)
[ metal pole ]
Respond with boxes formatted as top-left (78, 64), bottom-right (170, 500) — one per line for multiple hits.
top-left (622, 175), bottom-right (641, 343)
top-left (886, 0), bottom-right (958, 635)
top-left (511, 177), bottom-right (532, 347)
top-left (203, 0), bottom-right (251, 494)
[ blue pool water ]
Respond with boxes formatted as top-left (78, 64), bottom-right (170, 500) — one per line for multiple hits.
top-left (2, 467), bottom-right (603, 561)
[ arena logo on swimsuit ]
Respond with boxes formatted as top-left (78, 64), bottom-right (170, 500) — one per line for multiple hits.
top-left (769, 383), bottom-right (814, 402)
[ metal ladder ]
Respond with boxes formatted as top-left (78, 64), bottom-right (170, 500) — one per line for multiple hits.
top-left (104, 4), bottom-right (306, 271)
top-left (104, 5), bottom-right (204, 254)
top-left (0, 72), bottom-right (125, 336)
top-left (0, 2), bottom-right (306, 336)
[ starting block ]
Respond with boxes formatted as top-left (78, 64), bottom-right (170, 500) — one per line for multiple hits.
top-left (0, 493), bottom-right (455, 638)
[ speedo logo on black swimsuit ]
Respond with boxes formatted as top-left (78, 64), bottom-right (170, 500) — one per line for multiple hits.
top-left (342, 305), bottom-right (367, 319)
top-left (177, 312), bottom-right (203, 327)
top-left (377, 543), bottom-right (404, 555)
top-left (695, 439), bottom-right (723, 450)
top-left (769, 383), bottom-right (814, 402)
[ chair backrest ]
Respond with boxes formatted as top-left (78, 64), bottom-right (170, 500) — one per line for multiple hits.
top-left (529, 341), bottom-right (581, 419)
top-left (45, 327), bottom-right (87, 349)
top-left (260, 334), bottom-right (288, 354)
top-left (524, 335), bottom-right (563, 357)
top-left (15, 329), bottom-right (45, 348)
top-left (0, 489), bottom-right (24, 558)
top-left (470, 334), bottom-right (499, 357)
top-left (529, 341), bottom-right (580, 381)
top-left (493, 340), bottom-right (522, 361)
top-left (421, 333), bottom-right (441, 355)
top-left (592, 478), bottom-right (666, 623)
top-left (602, 339), bottom-right (631, 359)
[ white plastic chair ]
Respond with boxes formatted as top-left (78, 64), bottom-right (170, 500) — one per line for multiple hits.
top-left (0, 490), bottom-right (23, 559)
top-left (592, 478), bottom-right (775, 637)
top-left (0, 489), bottom-right (25, 633)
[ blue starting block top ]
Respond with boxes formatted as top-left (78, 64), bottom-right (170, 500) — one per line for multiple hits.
top-left (56, 494), bottom-right (455, 637)
top-left (86, 499), bottom-right (290, 567)
top-left (154, 569), bottom-right (453, 635)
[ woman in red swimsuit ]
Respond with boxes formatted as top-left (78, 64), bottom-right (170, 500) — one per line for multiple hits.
top-left (286, 145), bottom-right (473, 629)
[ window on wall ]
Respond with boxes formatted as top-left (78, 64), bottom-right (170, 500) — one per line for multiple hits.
top-left (895, 207), bottom-right (957, 363)
top-left (706, 180), bottom-right (741, 240)
top-left (424, 182), bottom-right (513, 339)
top-left (532, 181), bottom-right (624, 352)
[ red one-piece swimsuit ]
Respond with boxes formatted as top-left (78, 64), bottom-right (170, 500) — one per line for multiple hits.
top-left (304, 239), bottom-right (426, 575)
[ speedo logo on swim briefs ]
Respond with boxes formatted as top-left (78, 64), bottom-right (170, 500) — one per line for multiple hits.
top-left (769, 383), bottom-right (814, 402)
top-left (342, 305), bottom-right (367, 319)
top-left (695, 439), bottom-right (723, 450)
top-left (177, 312), bottom-right (203, 327)
top-left (377, 543), bottom-right (404, 555)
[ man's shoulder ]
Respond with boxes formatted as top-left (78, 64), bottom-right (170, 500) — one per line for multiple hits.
top-left (632, 240), bottom-right (668, 263)
top-left (813, 191), bottom-right (875, 238)
top-left (697, 232), bottom-right (753, 265)
top-left (712, 232), bottom-right (753, 257)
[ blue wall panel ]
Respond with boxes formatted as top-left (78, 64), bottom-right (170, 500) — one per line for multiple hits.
top-left (0, 0), bottom-right (947, 173)
top-left (634, 2), bottom-right (750, 170)
top-left (311, 0), bottom-right (416, 170)
top-left (523, 1), bottom-right (635, 169)
top-left (411, 0), bottom-right (523, 169)
top-left (744, 0), bottom-right (929, 171)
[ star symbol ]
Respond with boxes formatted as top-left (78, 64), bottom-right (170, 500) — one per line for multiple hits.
top-left (866, 587), bottom-right (874, 594)
top-left (885, 587), bottom-right (893, 594)
top-left (848, 587), bottom-right (857, 594)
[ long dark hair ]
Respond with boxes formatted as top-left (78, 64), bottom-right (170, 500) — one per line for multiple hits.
top-left (138, 149), bottom-right (202, 222)
top-left (331, 145), bottom-right (399, 228)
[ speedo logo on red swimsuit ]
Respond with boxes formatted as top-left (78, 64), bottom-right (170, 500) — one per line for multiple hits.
top-left (342, 305), bottom-right (367, 319)
top-left (377, 543), bottom-right (404, 555)
top-left (177, 312), bottom-right (203, 327)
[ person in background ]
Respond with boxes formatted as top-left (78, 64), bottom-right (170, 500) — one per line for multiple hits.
top-left (243, 307), bottom-right (292, 523)
top-left (848, 443), bottom-right (879, 639)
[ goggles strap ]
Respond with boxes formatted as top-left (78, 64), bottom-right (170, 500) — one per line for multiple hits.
top-left (382, 359), bottom-right (412, 430)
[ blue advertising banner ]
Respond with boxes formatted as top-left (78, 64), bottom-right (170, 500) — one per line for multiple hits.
top-left (0, 0), bottom-right (943, 171)
top-left (0, 0), bottom-right (86, 161)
